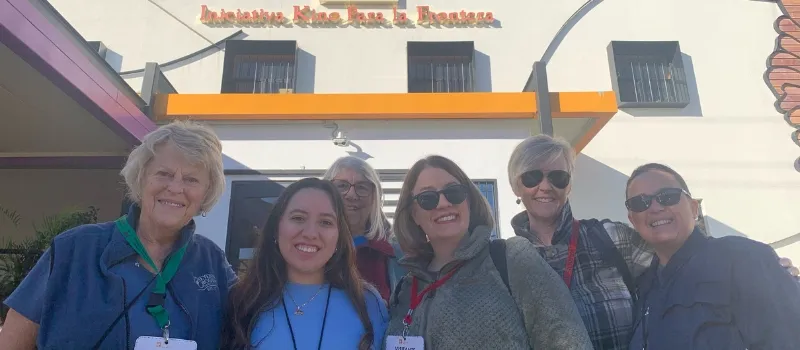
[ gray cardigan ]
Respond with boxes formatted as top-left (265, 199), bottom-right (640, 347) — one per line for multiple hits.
top-left (385, 225), bottom-right (592, 349)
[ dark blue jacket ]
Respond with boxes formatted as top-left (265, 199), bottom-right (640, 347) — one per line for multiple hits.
top-left (629, 229), bottom-right (800, 350)
top-left (3, 205), bottom-right (237, 349)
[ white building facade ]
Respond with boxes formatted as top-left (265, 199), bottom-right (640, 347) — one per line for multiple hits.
top-left (46, 0), bottom-right (800, 266)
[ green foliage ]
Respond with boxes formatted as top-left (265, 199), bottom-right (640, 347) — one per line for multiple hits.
top-left (0, 206), bottom-right (99, 323)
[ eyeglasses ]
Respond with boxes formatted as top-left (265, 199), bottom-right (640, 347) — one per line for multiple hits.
top-left (331, 179), bottom-right (374, 197)
top-left (412, 184), bottom-right (468, 211)
top-left (520, 170), bottom-right (571, 189)
top-left (625, 187), bottom-right (691, 213)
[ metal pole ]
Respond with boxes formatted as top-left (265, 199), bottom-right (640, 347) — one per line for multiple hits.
top-left (523, 0), bottom-right (603, 137)
top-left (533, 61), bottom-right (553, 136)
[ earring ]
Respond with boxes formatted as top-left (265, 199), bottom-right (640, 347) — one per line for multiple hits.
top-left (200, 210), bottom-right (207, 217)
top-left (516, 198), bottom-right (521, 205)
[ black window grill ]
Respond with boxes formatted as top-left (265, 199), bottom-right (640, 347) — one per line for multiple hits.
top-left (221, 40), bottom-right (297, 94)
top-left (231, 54), bottom-right (295, 93)
top-left (408, 56), bottom-right (474, 93)
top-left (609, 41), bottom-right (690, 108)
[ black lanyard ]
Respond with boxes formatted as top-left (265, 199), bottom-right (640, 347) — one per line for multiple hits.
top-left (282, 285), bottom-right (332, 350)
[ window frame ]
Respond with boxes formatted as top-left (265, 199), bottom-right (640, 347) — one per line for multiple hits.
top-left (607, 41), bottom-right (690, 109)
top-left (472, 179), bottom-right (501, 239)
top-left (225, 176), bottom-right (503, 269)
top-left (221, 40), bottom-right (298, 94)
top-left (407, 41), bottom-right (476, 93)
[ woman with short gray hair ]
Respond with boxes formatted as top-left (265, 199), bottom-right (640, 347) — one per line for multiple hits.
top-left (508, 134), bottom-right (652, 350)
top-left (0, 120), bottom-right (237, 349)
top-left (322, 156), bottom-right (404, 302)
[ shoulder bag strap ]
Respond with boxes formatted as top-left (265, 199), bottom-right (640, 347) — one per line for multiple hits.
top-left (489, 239), bottom-right (511, 294)
top-left (585, 219), bottom-right (636, 298)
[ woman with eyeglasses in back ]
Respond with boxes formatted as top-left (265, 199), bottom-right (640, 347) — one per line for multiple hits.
top-left (624, 163), bottom-right (800, 349)
top-left (322, 157), bottom-right (405, 304)
top-left (383, 155), bottom-right (592, 350)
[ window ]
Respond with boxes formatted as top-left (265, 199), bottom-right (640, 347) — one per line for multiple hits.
top-left (473, 180), bottom-right (501, 239)
top-left (608, 41), bottom-right (690, 108)
top-left (407, 41), bottom-right (475, 93)
top-left (226, 175), bottom-right (502, 270)
top-left (221, 40), bottom-right (297, 94)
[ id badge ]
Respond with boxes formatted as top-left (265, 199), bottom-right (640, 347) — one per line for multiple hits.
top-left (386, 335), bottom-right (424, 350)
top-left (134, 336), bottom-right (198, 349)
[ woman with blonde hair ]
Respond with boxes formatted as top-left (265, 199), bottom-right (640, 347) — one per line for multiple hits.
top-left (384, 155), bottom-right (591, 349)
top-left (322, 156), bottom-right (404, 303)
top-left (0, 120), bottom-right (236, 349)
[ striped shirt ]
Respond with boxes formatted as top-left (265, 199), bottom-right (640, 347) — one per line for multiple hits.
top-left (511, 202), bottom-right (653, 350)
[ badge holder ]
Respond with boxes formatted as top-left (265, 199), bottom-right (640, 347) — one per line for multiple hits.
top-left (116, 217), bottom-right (197, 350)
top-left (385, 310), bottom-right (424, 350)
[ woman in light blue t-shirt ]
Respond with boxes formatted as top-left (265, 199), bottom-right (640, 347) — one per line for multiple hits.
top-left (221, 178), bottom-right (388, 350)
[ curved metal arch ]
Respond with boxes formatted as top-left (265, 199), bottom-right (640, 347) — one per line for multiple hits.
top-left (119, 30), bottom-right (246, 77)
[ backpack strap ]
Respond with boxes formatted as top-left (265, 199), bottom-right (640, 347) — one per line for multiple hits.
top-left (585, 219), bottom-right (636, 298)
top-left (389, 274), bottom-right (406, 308)
top-left (489, 239), bottom-right (511, 294)
top-left (387, 241), bottom-right (407, 300)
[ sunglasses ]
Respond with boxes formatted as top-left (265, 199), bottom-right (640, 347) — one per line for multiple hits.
top-left (520, 170), bottom-right (571, 189)
top-left (412, 184), bottom-right (468, 211)
top-left (331, 179), bottom-right (374, 197)
top-left (625, 187), bottom-right (691, 213)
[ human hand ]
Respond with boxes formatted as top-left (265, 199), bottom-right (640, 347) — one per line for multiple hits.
top-left (779, 257), bottom-right (800, 279)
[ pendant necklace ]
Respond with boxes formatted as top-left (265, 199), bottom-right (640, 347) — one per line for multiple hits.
top-left (282, 286), bottom-right (332, 350)
top-left (285, 284), bottom-right (325, 315)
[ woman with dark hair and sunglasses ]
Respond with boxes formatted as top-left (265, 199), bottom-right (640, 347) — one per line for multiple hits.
top-left (625, 163), bottom-right (800, 349)
top-left (221, 178), bottom-right (388, 350)
top-left (384, 155), bottom-right (592, 349)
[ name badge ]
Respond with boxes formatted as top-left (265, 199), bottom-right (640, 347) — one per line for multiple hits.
top-left (134, 336), bottom-right (197, 350)
top-left (386, 335), bottom-right (424, 350)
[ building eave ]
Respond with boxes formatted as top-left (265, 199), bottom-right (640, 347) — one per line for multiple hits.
top-left (0, 0), bottom-right (157, 145)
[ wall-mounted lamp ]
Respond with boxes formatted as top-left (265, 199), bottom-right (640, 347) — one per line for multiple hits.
top-left (324, 122), bottom-right (349, 147)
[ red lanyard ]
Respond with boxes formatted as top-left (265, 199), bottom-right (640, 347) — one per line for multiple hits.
top-left (402, 262), bottom-right (465, 328)
top-left (563, 220), bottom-right (580, 288)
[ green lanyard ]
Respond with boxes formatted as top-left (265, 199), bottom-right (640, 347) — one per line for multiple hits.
top-left (115, 216), bottom-right (189, 340)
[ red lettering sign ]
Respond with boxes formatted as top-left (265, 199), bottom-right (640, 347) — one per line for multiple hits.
top-left (199, 5), bottom-right (494, 28)
top-left (416, 6), bottom-right (494, 25)
top-left (200, 5), bottom-right (286, 25)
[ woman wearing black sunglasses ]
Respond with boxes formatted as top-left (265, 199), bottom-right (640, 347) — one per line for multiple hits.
top-left (382, 155), bottom-right (592, 350)
top-left (625, 163), bottom-right (800, 349)
top-left (508, 134), bottom-right (650, 350)
top-left (508, 135), bottom-right (799, 350)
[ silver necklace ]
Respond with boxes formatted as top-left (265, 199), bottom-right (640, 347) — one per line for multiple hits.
top-left (286, 284), bottom-right (325, 315)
